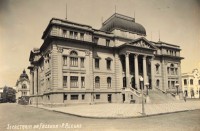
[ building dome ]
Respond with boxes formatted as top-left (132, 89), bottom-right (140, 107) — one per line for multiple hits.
top-left (100, 13), bottom-right (146, 36)
top-left (20, 70), bottom-right (29, 80)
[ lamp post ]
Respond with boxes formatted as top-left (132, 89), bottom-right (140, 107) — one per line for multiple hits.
top-left (145, 83), bottom-right (149, 96)
top-left (140, 76), bottom-right (145, 115)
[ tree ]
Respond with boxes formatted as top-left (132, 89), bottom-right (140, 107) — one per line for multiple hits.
top-left (2, 86), bottom-right (16, 103)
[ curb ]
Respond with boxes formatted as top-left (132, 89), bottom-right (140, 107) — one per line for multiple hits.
top-left (27, 105), bottom-right (200, 119)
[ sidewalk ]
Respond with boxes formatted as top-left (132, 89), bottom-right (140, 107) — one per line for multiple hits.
top-left (29, 101), bottom-right (200, 118)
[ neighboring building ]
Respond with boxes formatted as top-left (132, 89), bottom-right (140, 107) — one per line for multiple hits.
top-left (16, 70), bottom-right (30, 102)
top-left (28, 13), bottom-right (183, 106)
top-left (182, 69), bottom-right (200, 98)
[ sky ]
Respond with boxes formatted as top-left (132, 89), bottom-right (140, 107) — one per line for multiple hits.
top-left (0, 0), bottom-right (200, 87)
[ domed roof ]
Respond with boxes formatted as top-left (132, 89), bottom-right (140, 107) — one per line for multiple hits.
top-left (100, 13), bottom-right (146, 36)
top-left (20, 70), bottom-right (29, 80)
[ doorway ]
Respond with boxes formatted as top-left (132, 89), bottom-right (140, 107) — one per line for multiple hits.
top-left (108, 94), bottom-right (112, 103)
top-left (122, 94), bottom-right (125, 103)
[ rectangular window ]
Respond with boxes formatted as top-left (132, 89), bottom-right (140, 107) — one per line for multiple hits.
top-left (93, 37), bottom-right (99, 44)
top-left (107, 60), bottom-right (111, 70)
top-left (81, 77), bottom-right (85, 88)
top-left (63, 56), bottom-right (67, 66)
top-left (74, 32), bottom-right (78, 39)
top-left (106, 39), bottom-right (110, 46)
top-left (80, 33), bottom-right (84, 40)
top-left (96, 94), bottom-right (100, 99)
top-left (63, 94), bottom-right (67, 100)
top-left (70, 76), bottom-right (78, 88)
top-left (82, 94), bottom-right (85, 100)
top-left (70, 57), bottom-right (78, 67)
top-left (95, 59), bottom-right (99, 69)
top-left (69, 31), bottom-right (73, 38)
top-left (63, 76), bottom-right (67, 87)
top-left (71, 95), bottom-right (78, 100)
top-left (62, 29), bottom-right (67, 37)
top-left (80, 58), bottom-right (85, 68)
top-left (199, 80), bottom-right (200, 85)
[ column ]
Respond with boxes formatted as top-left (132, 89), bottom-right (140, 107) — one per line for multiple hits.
top-left (143, 55), bottom-right (147, 86)
top-left (34, 68), bottom-right (37, 95)
top-left (30, 71), bottom-right (34, 95)
top-left (134, 54), bottom-right (139, 89)
top-left (125, 53), bottom-right (130, 88)
top-left (150, 57), bottom-right (155, 89)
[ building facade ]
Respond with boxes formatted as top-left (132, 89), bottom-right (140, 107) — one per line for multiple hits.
top-left (182, 69), bottom-right (200, 98)
top-left (28, 13), bottom-right (183, 106)
top-left (16, 70), bottom-right (30, 102)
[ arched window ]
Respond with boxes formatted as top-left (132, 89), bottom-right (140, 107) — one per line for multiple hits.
top-left (107, 77), bottom-right (111, 88)
top-left (184, 79), bottom-right (187, 85)
top-left (156, 79), bottom-right (160, 87)
top-left (22, 84), bottom-right (27, 89)
top-left (70, 51), bottom-right (78, 67)
top-left (95, 76), bottom-right (100, 88)
top-left (190, 79), bottom-right (193, 85)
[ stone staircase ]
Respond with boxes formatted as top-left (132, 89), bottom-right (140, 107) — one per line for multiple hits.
top-left (148, 89), bottom-right (180, 104)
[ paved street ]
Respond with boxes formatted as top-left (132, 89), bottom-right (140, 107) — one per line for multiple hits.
top-left (0, 103), bottom-right (200, 131)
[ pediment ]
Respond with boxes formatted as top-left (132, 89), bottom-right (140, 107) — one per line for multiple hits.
top-left (128, 37), bottom-right (157, 50)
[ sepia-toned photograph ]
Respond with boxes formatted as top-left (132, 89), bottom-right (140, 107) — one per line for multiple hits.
top-left (0, 0), bottom-right (200, 130)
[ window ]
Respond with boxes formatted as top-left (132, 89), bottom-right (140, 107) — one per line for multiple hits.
top-left (48, 95), bottom-right (50, 100)
top-left (107, 60), bottom-right (111, 70)
top-left (70, 76), bottom-right (78, 88)
top-left (107, 77), bottom-right (111, 88)
top-left (62, 29), bottom-right (67, 37)
top-left (93, 37), bottom-right (99, 43)
top-left (74, 32), bottom-right (78, 39)
top-left (63, 76), bottom-right (67, 87)
top-left (71, 95), bottom-right (78, 100)
top-left (190, 79), bottom-right (193, 85)
top-left (70, 51), bottom-right (78, 67)
top-left (171, 81), bottom-right (175, 88)
top-left (82, 94), bottom-right (85, 100)
top-left (95, 76), bottom-right (100, 88)
top-left (96, 94), bottom-right (100, 99)
top-left (63, 56), bottom-right (67, 65)
top-left (81, 77), bottom-right (85, 88)
top-left (106, 39), bottom-right (110, 46)
top-left (184, 79), bottom-right (187, 85)
top-left (80, 58), bottom-right (84, 68)
top-left (199, 80), bottom-right (200, 85)
top-left (69, 31), bottom-right (73, 38)
top-left (63, 94), bottom-right (67, 100)
top-left (155, 64), bottom-right (160, 74)
top-left (95, 59), bottom-right (99, 69)
top-left (175, 68), bottom-right (178, 75)
top-left (22, 84), bottom-right (27, 89)
top-left (167, 67), bottom-right (170, 74)
top-left (80, 33), bottom-right (84, 40)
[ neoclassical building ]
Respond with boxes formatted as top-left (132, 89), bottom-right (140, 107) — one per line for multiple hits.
top-left (28, 13), bottom-right (183, 106)
top-left (16, 70), bottom-right (30, 102)
top-left (182, 69), bottom-right (200, 98)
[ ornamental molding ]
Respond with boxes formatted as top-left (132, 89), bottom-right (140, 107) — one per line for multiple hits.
top-left (132, 40), bottom-right (151, 49)
top-left (57, 47), bottom-right (63, 53)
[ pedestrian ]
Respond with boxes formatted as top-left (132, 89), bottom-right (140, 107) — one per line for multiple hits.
top-left (184, 93), bottom-right (186, 102)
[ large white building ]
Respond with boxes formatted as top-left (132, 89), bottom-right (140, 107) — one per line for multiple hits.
top-left (182, 69), bottom-right (200, 98)
top-left (28, 13), bottom-right (183, 106)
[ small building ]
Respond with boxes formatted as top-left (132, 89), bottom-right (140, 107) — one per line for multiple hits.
top-left (182, 69), bottom-right (200, 98)
top-left (16, 70), bottom-right (30, 102)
